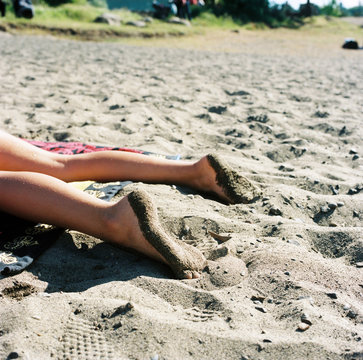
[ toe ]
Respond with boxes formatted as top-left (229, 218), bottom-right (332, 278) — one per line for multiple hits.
top-left (183, 270), bottom-right (193, 279)
top-left (182, 270), bottom-right (201, 279)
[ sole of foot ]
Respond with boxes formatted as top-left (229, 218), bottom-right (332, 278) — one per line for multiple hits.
top-left (206, 154), bottom-right (261, 204)
top-left (127, 190), bottom-right (207, 279)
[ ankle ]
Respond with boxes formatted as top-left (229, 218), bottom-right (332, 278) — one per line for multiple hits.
top-left (101, 200), bottom-right (131, 243)
top-left (189, 156), bottom-right (213, 189)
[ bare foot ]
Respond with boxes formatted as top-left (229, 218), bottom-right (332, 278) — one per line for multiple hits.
top-left (106, 190), bottom-right (207, 279)
top-left (190, 154), bottom-right (261, 204)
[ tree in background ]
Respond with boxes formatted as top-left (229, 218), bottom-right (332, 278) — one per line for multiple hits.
top-left (320, 0), bottom-right (342, 16)
top-left (349, 4), bottom-right (363, 15)
top-left (298, 0), bottom-right (320, 16)
top-left (202, 0), bottom-right (323, 25)
top-left (204, 0), bottom-right (271, 22)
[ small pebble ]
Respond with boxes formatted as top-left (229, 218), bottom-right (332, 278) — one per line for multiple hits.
top-left (284, 271), bottom-right (290, 276)
top-left (288, 239), bottom-right (300, 246)
top-left (337, 202), bottom-right (344, 207)
top-left (263, 339), bottom-right (272, 343)
top-left (349, 148), bottom-right (358, 155)
top-left (151, 355), bottom-right (159, 360)
top-left (326, 292), bottom-right (337, 299)
top-left (352, 155), bottom-right (359, 161)
top-left (330, 185), bottom-right (339, 195)
top-left (347, 310), bottom-right (357, 319)
top-left (255, 306), bottom-right (267, 313)
top-left (7, 352), bottom-right (19, 360)
top-left (353, 210), bottom-right (359, 218)
top-left (298, 322), bottom-right (310, 331)
top-left (171, 185), bottom-right (177, 190)
top-left (187, 194), bottom-right (194, 199)
top-left (269, 206), bottom-right (282, 216)
top-left (320, 206), bottom-right (330, 213)
top-left (31, 315), bottom-right (41, 320)
top-left (251, 295), bottom-right (265, 302)
top-left (301, 313), bottom-right (312, 325)
top-left (328, 202), bottom-right (337, 210)
top-left (356, 262), bottom-right (363, 268)
top-left (298, 296), bottom-right (314, 305)
top-left (343, 304), bottom-right (351, 311)
top-left (39, 292), bottom-right (51, 298)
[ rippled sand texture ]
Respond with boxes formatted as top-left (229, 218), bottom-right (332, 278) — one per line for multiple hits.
top-left (0, 32), bottom-right (362, 359)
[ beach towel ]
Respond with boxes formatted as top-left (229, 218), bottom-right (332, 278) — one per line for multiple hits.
top-left (24, 139), bottom-right (181, 160)
top-left (0, 141), bottom-right (180, 276)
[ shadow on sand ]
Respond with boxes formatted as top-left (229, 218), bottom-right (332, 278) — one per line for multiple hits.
top-left (29, 232), bottom-right (171, 293)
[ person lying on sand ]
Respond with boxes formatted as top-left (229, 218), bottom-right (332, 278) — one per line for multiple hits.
top-left (0, 130), bottom-right (260, 279)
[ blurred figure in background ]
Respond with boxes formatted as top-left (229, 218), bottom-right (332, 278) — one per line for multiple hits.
top-left (0, 0), bottom-right (6, 17)
top-left (13, 0), bottom-right (34, 18)
top-left (181, 0), bottom-right (204, 21)
top-left (152, 0), bottom-right (178, 19)
top-left (183, 0), bottom-right (192, 20)
top-left (153, 0), bottom-right (203, 21)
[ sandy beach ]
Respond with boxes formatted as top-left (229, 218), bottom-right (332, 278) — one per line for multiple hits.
top-left (0, 26), bottom-right (362, 359)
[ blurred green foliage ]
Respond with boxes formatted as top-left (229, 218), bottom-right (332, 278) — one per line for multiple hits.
top-left (199, 0), bottom-right (301, 27)
top-left (320, 0), bottom-right (341, 16)
top-left (201, 0), bottom-right (363, 25)
top-left (3, 0), bottom-right (362, 30)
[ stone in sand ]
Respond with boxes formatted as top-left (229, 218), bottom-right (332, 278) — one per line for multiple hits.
top-left (127, 190), bottom-right (207, 279)
top-left (94, 13), bottom-right (121, 26)
top-left (206, 154), bottom-right (261, 204)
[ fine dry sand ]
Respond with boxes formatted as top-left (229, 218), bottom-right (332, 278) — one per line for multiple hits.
top-left (0, 27), bottom-right (362, 359)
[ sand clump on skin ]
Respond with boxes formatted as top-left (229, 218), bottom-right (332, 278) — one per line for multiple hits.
top-left (207, 154), bottom-right (261, 204)
top-left (127, 190), bottom-right (207, 279)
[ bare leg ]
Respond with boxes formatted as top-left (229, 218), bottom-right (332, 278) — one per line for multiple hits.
top-left (0, 130), bottom-right (259, 204)
top-left (0, 170), bottom-right (205, 278)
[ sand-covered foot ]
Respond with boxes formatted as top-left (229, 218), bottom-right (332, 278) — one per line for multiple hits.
top-left (193, 154), bottom-right (261, 204)
top-left (206, 154), bottom-right (261, 204)
top-left (127, 190), bottom-right (207, 279)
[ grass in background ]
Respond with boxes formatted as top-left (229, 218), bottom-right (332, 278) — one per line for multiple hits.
top-left (0, 3), bottom-right (362, 41)
top-left (191, 11), bottom-right (238, 29)
top-left (0, 3), bottom-right (199, 38)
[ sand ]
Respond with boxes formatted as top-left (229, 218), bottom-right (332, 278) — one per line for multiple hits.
top-left (0, 28), bottom-right (362, 360)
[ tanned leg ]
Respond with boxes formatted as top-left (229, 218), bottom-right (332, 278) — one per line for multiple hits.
top-left (0, 130), bottom-right (260, 203)
top-left (0, 130), bottom-right (231, 202)
top-left (0, 170), bottom-right (205, 278)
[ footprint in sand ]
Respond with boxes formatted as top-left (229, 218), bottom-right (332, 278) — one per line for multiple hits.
top-left (60, 315), bottom-right (123, 360)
